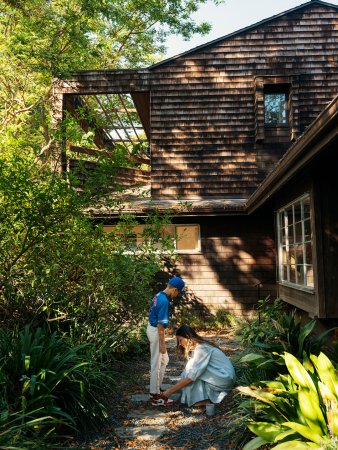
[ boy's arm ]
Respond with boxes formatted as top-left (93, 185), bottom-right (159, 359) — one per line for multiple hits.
top-left (157, 324), bottom-right (167, 354)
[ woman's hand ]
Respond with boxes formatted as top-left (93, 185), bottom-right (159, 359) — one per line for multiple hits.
top-left (162, 377), bottom-right (193, 398)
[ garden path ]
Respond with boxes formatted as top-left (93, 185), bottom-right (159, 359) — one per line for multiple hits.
top-left (81, 331), bottom-right (242, 449)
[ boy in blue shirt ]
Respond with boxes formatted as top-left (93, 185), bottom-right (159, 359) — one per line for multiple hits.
top-left (147, 276), bottom-right (185, 406)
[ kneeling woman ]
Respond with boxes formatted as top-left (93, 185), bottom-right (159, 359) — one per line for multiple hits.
top-left (160, 325), bottom-right (236, 407)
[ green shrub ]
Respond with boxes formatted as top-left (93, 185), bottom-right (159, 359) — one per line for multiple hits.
top-left (173, 307), bottom-right (239, 331)
top-left (238, 352), bottom-right (338, 449)
top-left (210, 309), bottom-right (239, 330)
top-left (238, 297), bottom-right (286, 345)
top-left (236, 311), bottom-right (336, 384)
top-left (0, 324), bottom-right (115, 446)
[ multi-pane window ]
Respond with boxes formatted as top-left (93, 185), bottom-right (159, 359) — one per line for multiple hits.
top-left (277, 195), bottom-right (314, 289)
top-left (103, 224), bottom-right (200, 253)
top-left (264, 92), bottom-right (287, 125)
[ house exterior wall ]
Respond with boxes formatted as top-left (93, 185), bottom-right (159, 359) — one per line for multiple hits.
top-left (149, 3), bottom-right (338, 199)
top-left (316, 140), bottom-right (338, 318)
top-left (274, 131), bottom-right (338, 319)
top-left (172, 212), bottom-right (276, 315)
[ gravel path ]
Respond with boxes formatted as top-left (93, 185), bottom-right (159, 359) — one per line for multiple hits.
top-left (70, 331), bottom-right (242, 450)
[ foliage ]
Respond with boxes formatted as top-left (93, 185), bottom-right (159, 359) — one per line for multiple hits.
top-left (237, 310), bottom-right (336, 383)
top-left (173, 307), bottom-right (239, 332)
top-left (237, 297), bottom-right (286, 345)
top-left (238, 352), bottom-right (338, 449)
top-left (0, 0), bottom-right (222, 143)
top-left (0, 149), bottom-right (175, 349)
top-left (0, 324), bottom-right (115, 448)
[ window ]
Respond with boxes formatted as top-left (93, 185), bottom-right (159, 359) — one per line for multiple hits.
top-left (264, 93), bottom-right (287, 125)
top-left (277, 195), bottom-right (314, 289)
top-left (103, 224), bottom-right (200, 253)
top-left (264, 85), bottom-right (289, 126)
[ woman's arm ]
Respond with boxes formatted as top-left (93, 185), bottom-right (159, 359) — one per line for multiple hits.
top-left (162, 377), bottom-right (193, 398)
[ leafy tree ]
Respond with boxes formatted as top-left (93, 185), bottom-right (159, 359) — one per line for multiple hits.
top-left (0, 0), bottom-right (221, 135)
top-left (0, 146), bottom-right (176, 344)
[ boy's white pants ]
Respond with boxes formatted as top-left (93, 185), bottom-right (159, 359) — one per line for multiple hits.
top-left (146, 323), bottom-right (169, 394)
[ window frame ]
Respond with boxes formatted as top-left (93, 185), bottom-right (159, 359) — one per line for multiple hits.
top-left (254, 75), bottom-right (300, 143)
top-left (103, 223), bottom-right (201, 254)
top-left (264, 88), bottom-right (289, 127)
top-left (277, 193), bottom-right (314, 293)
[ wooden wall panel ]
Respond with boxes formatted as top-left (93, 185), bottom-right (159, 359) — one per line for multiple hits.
top-left (172, 213), bottom-right (276, 315)
top-left (316, 140), bottom-right (338, 318)
top-left (149, 4), bottom-right (338, 199)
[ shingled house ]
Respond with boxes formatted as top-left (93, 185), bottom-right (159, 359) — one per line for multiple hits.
top-left (53, 0), bottom-right (338, 320)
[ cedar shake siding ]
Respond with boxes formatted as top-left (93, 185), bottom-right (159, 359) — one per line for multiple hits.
top-left (173, 213), bottom-right (276, 315)
top-left (53, 1), bottom-right (338, 317)
top-left (149, 2), bottom-right (338, 199)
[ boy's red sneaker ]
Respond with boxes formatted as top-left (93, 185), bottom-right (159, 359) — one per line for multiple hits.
top-left (151, 394), bottom-right (175, 406)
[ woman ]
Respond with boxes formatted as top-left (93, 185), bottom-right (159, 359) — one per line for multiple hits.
top-left (155, 324), bottom-right (236, 407)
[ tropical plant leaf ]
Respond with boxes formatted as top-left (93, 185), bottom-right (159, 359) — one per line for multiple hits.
top-left (247, 422), bottom-right (285, 442)
top-left (284, 353), bottom-right (316, 391)
top-left (298, 387), bottom-right (327, 434)
top-left (311, 353), bottom-right (338, 398)
top-left (283, 421), bottom-right (324, 444)
top-left (237, 386), bottom-right (276, 406)
top-left (239, 353), bottom-right (268, 364)
top-left (297, 321), bottom-right (316, 355)
top-left (243, 436), bottom-right (269, 450)
top-left (273, 441), bottom-right (322, 449)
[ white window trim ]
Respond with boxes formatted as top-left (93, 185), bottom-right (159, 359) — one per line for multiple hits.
top-left (277, 193), bottom-right (315, 292)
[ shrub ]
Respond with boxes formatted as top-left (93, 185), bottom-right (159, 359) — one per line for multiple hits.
top-left (237, 297), bottom-right (286, 345)
top-left (238, 352), bottom-right (338, 449)
top-left (0, 325), bottom-right (115, 446)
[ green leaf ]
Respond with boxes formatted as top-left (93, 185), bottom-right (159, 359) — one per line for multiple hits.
top-left (283, 422), bottom-right (324, 444)
top-left (273, 442), bottom-right (322, 449)
top-left (311, 353), bottom-right (338, 397)
top-left (239, 353), bottom-right (268, 364)
top-left (298, 388), bottom-right (327, 435)
top-left (247, 422), bottom-right (284, 442)
top-left (243, 436), bottom-right (269, 450)
top-left (297, 321), bottom-right (316, 354)
top-left (284, 353), bottom-right (316, 391)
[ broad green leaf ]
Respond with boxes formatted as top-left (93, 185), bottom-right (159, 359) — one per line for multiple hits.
top-left (243, 436), bottom-right (269, 450)
top-left (298, 388), bottom-right (326, 434)
top-left (239, 353), bottom-right (268, 364)
top-left (284, 353), bottom-right (316, 391)
top-left (298, 321), bottom-right (316, 353)
top-left (283, 421), bottom-right (324, 444)
top-left (275, 429), bottom-right (301, 441)
top-left (318, 381), bottom-right (336, 402)
top-left (326, 403), bottom-right (338, 436)
top-left (237, 386), bottom-right (275, 406)
top-left (274, 441), bottom-right (322, 449)
top-left (247, 422), bottom-right (284, 442)
top-left (311, 353), bottom-right (338, 398)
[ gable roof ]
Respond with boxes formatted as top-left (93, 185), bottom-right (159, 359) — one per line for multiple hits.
top-left (150, 0), bottom-right (338, 69)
